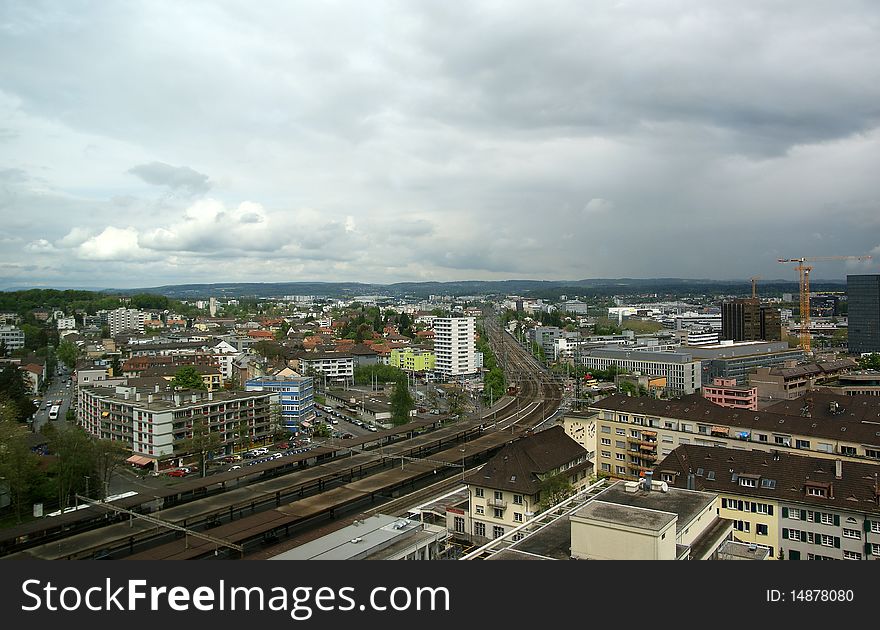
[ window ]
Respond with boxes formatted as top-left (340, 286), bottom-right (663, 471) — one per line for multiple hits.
top-left (601, 463), bottom-right (611, 472)
top-left (494, 491), bottom-right (503, 501)
top-left (475, 506), bottom-right (484, 515)
top-left (698, 425), bottom-right (708, 434)
top-left (807, 554), bottom-right (835, 561)
top-left (787, 508), bottom-right (802, 520)
top-left (739, 477), bottom-right (757, 488)
top-left (757, 524), bottom-right (768, 536)
top-left (681, 424), bottom-right (692, 433)
top-left (840, 446), bottom-right (856, 457)
top-left (787, 529), bottom-right (802, 541)
top-left (760, 479), bottom-right (776, 489)
top-left (807, 486), bottom-right (827, 498)
top-left (662, 435), bottom-right (673, 444)
top-left (601, 438), bottom-right (611, 446)
top-left (866, 449), bottom-right (880, 459)
top-left (601, 451), bottom-right (611, 458)
top-left (842, 528), bottom-right (860, 540)
top-left (795, 439), bottom-right (810, 449)
top-left (872, 543), bottom-right (880, 556)
top-left (733, 520), bottom-right (750, 532)
top-left (757, 434), bottom-right (768, 443)
top-left (871, 522), bottom-right (880, 534)
top-left (514, 512), bottom-right (523, 523)
top-left (474, 522), bottom-right (486, 537)
top-left (755, 503), bottom-right (769, 515)
top-left (616, 428), bottom-right (626, 436)
top-left (774, 435), bottom-right (791, 446)
top-left (616, 453), bottom-right (626, 461)
top-left (454, 517), bottom-right (465, 534)
top-left (679, 437), bottom-right (690, 445)
top-left (493, 508), bottom-right (503, 519)
top-left (615, 440), bottom-right (626, 449)
top-left (820, 513), bottom-right (834, 525)
top-left (820, 534), bottom-right (835, 547)
top-left (512, 533), bottom-right (524, 542)
top-left (843, 550), bottom-right (862, 560)
top-left (513, 494), bottom-right (523, 505)
top-left (616, 466), bottom-right (626, 474)
top-left (474, 487), bottom-right (484, 498)
top-left (600, 425), bottom-right (611, 434)
top-left (492, 526), bottom-right (504, 539)
top-left (706, 471), bottom-right (715, 480)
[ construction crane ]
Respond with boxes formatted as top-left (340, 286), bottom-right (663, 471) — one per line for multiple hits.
top-left (749, 276), bottom-right (761, 299)
top-left (777, 255), bottom-right (872, 354)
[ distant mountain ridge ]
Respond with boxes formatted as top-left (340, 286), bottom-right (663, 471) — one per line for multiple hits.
top-left (106, 278), bottom-right (845, 299)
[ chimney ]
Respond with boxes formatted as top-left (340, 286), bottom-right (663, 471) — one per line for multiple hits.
top-left (835, 459), bottom-right (843, 480)
top-left (191, 393), bottom-right (197, 403)
top-left (643, 470), bottom-right (653, 491)
top-left (147, 394), bottom-right (153, 404)
top-left (208, 391), bottom-right (213, 401)
top-left (123, 391), bottom-right (130, 400)
top-left (174, 394), bottom-right (181, 407)
top-left (135, 393), bottom-right (141, 402)
top-left (154, 384), bottom-right (160, 393)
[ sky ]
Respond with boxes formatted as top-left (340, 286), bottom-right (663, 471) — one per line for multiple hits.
top-left (1, 0), bottom-right (879, 289)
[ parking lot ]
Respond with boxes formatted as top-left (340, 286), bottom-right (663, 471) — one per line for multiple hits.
top-left (315, 404), bottom-right (380, 438)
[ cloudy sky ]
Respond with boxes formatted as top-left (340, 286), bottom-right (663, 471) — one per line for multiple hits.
top-left (1, 1), bottom-right (879, 289)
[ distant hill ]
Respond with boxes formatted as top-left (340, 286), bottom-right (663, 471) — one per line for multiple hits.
top-left (115, 278), bottom-right (846, 300)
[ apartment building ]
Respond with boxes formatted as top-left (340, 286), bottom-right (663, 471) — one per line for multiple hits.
top-left (578, 392), bottom-right (880, 481)
top-left (108, 308), bottom-right (147, 337)
top-left (702, 377), bottom-right (758, 410)
top-left (578, 348), bottom-right (702, 396)
top-left (0, 325), bottom-right (25, 352)
top-left (433, 317), bottom-right (477, 378)
top-left (657, 445), bottom-right (880, 560)
top-left (463, 426), bottom-right (593, 544)
top-left (141, 363), bottom-right (222, 391)
top-left (246, 374), bottom-right (315, 431)
top-left (389, 347), bottom-right (436, 372)
top-left (78, 382), bottom-right (277, 469)
top-left (294, 352), bottom-right (355, 381)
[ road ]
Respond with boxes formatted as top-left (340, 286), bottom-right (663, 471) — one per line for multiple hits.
top-left (32, 366), bottom-right (74, 433)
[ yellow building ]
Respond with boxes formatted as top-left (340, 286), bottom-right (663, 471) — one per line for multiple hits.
top-left (389, 348), bottom-right (436, 372)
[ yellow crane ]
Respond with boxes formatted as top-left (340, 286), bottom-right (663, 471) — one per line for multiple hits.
top-left (777, 255), bottom-right (872, 354)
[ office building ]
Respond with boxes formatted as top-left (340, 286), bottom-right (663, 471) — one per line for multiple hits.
top-left (0, 325), bottom-right (25, 352)
top-left (848, 275), bottom-right (880, 354)
top-left (684, 340), bottom-right (803, 385)
top-left (721, 299), bottom-right (782, 342)
top-left (433, 317), bottom-right (477, 377)
top-left (578, 347), bottom-right (702, 396)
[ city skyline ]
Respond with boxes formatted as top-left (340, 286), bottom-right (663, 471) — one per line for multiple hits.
top-left (1, 1), bottom-right (879, 288)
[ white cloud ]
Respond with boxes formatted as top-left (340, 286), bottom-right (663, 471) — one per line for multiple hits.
top-left (583, 198), bottom-right (613, 215)
top-left (76, 226), bottom-right (154, 261)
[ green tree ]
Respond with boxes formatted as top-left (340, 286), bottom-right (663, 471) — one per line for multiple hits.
top-left (312, 423), bottom-right (332, 438)
top-left (274, 321), bottom-right (291, 341)
top-left (0, 404), bottom-right (41, 523)
top-left (446, 386), bottom-right (466, 419)
top-left (176, 417), bottom-right (221, 478)
top-left (859, 353), bottom-right (880, 370)
top-left (537, 472), bottom-right (574, 512)
top-left (390, 378), bottom-right (414, 425)
top-left (170, 366), bottom-right (207, 390)
top-left (0, 365), bottom-right (37, 421)
top-left (252, 340), bottom-right (286, 361)
top-left (93, 439), bottom-right (129, 499)
top-left (398, 312), bottom-right (413, 337)
top-left (43, 423), bottom-right (95, 510)
top-left (234, 418), bottom-right (252, 453)
top-left (57, 339), bottom-right (80, 369)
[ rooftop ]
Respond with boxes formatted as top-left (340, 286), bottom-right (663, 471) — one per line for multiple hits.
top-left (582, 482), bottom-right (716, 534)
top-left (656, 444), bottom-right (880, 515)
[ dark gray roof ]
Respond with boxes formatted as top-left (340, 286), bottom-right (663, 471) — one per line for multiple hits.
top-left (585, 482), bottom-right (716, 534)
top-left (464, 426), bottom-right (590, 495)
top-left (656, 444), bottom-right (880, 515)
top-left (590, 392), bottom-right (880, 447)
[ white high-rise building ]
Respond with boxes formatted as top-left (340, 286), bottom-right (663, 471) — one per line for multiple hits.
top-left (108, 308), bottom-right (146, 337)
top-left (434, 317), bottom-right (477, 377)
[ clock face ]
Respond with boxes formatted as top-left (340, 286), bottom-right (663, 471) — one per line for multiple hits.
top-left (588, 423), bottom-right (595, 438)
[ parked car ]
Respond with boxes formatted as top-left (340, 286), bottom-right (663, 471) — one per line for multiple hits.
top-left (167, 469), bottom-right (188, 477)
top-left (368, 426), bottom-right (378, 432)
top-left (341, 433), bottom-right (354, 439)
top-left (229, 465), bottom-right (241, 471)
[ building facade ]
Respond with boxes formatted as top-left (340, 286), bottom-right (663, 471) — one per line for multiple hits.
top-left (433, 317), bottom-right (477, 378)
top-left (701, 377), bottom-right (758, 410)
top-left (721, 299), bottom-right (782, 342)
top-left (108, 308), bottom-right (146, 337)
top-left (390, 348), bottom-right (436, 372)
top-left (0, 326), bottom-right (25, 352)
top-left (684, 341), bottom-right (804, 385)
top-left (246, 375), bottom-right (315, 432)
top-left (657, 445), bottom-right (880, 560)
top-left (848, 274), bottom-right (880, 355)
top-left (77, 384), bottom-right (277, 468)
top-left (578, 348), bottom-right (702, 396)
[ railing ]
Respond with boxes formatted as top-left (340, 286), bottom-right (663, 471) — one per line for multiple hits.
top-left (486, 498), bottom-right (507, 509)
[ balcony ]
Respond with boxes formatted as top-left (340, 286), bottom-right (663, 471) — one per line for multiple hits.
top-left (627, 436), bottom-right (657, 447)
top-left (486, 498), bottom-right (507, 509)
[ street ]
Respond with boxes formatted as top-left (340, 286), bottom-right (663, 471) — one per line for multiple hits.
top-left (32, 366), bottom-right (74, 434)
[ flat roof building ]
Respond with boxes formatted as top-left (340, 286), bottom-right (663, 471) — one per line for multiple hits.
top-left (848, 274), bottom-right (880, 355)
